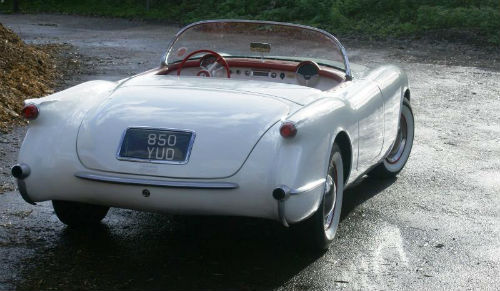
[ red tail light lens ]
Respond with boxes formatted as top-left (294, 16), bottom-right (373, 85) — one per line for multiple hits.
top-left (22, 104), bottom-right (39, 120)
top-left (280, 122), bottom-right (297, 138)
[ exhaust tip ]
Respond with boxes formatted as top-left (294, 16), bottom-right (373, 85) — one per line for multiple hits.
top-left (11, 164), bottom-right (30, 179)
top-left (272, 187), bottom-right (287, 200)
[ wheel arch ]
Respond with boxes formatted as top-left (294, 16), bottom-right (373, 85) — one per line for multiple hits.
top-left (404, 88), bottom-right (411, 102)
top-left (334, 131), bottom-right (352, 185)
top-left (281, 96), bottom-right (356, 191)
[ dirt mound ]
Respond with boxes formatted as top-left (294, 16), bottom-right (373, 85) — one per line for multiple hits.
top-left (0, 23), bottom-right (59, 132)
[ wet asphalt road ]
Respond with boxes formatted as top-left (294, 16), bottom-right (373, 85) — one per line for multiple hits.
top-left (1, 14), bottom-right (499, 290)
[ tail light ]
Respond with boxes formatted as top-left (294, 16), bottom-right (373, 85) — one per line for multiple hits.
top-left (280, 122), bottom-right (297, 138)
top-left (21, 104), bottom-right (39, 120)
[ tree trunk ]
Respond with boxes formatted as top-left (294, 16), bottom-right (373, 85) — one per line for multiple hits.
top-left (13, 0), bottom-right (20, 12)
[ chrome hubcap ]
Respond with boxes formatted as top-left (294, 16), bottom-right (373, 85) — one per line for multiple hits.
top-left (323, 166), bottom-right (337, 230)
top-left (387, 114), bottom-right (408, 164)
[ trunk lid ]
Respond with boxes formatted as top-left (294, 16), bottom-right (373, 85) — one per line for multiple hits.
top-left (76, 84), bottom-right (295, 178)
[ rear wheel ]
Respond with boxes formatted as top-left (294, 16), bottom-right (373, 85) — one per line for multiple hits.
top-left (299, 144), bottom-right (344, 251)
top-left (369, 99), bottom-right (414, 178)
top-left (52, 200), bottom-right (109, 227)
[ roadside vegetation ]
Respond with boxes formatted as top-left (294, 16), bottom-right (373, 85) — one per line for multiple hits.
top-left (0, 24), bottom-right (59, 132)
top-left (1, 0), bottom-right (499, 45)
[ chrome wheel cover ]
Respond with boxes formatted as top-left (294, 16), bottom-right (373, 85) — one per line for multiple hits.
top-left (386, 114), bottom-right (408, 164)
top-left (323, 165), bottom-right (337, 230)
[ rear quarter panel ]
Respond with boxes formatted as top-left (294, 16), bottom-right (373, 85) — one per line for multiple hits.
top-left (272, 95), bottom-right (357, 222)
top-left (18, 81), bottom-right (117, 199)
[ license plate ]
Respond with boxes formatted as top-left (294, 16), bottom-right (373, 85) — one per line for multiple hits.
top-left (117, 128), bottom-right (195, 164)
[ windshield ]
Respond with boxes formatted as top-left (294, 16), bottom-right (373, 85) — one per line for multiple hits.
top-left (164, 20), bottom-right (349, 74)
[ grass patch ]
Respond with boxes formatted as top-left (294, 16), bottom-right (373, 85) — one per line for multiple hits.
top-left (1, 0), bottom-right (499, 44)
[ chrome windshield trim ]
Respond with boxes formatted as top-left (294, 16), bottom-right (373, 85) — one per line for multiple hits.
top-left (115, 126), bottom-right (196, 165)
top-left (75, 172), bottom-right (239, 189)
top-left (161, 19), bottom-right (352, 80)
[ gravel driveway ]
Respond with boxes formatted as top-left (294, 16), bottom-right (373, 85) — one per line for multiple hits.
top-left (0, 14), bottom-right (499, 290)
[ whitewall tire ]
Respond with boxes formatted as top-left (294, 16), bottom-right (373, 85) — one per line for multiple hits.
top-left (370, 98), bottom-right (414, 178)
top-left (299, 143), bottom-right (344, 250)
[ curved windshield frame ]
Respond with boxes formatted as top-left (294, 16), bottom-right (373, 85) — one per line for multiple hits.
top-left (162, 20), bottom-right (351, 79)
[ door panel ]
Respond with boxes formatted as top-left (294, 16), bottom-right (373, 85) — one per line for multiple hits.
top-left (347, 81), bottom-right (385, 173)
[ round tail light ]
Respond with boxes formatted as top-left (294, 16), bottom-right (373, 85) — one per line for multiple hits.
top-left (280, 122), bottom-right (297, 138)
top-left (22, 104), bottom-right (39, 120)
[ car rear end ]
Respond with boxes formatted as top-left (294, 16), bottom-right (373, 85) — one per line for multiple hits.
top-left (13, 78), bottom-right (328, 224)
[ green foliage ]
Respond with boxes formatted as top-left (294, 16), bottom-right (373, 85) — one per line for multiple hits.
top-left (1, 0), bottom-right (498, 44)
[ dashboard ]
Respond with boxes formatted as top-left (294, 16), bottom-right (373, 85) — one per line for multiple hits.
top-left (160, 58), bottom-right (345, 91)
top-left (226, 66), bottom-right (337, 91)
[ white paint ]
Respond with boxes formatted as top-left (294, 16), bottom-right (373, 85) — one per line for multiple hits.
top-left (17, 35), bottom-right (407, 224)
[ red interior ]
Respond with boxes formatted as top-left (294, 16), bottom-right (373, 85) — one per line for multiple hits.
top-left (176, 49), bottom-right (231, 78)
top-left (156, 58), bottom-right (346, 83)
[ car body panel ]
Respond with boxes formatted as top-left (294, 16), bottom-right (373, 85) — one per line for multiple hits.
top-left (15, 20), bottom-right (409, 226)
top-left (365, 65), bottom-right (409, 157)
top-left (120, 74), bottom-right (327, 105)
top-left (77, 81), bottom-right (299, 179)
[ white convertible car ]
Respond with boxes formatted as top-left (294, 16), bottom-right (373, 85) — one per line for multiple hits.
top-left (13, 20), bottom-right (414, 249)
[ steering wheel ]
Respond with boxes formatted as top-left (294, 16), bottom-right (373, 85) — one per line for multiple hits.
top-left (176, 49), bottom-right (231, 78)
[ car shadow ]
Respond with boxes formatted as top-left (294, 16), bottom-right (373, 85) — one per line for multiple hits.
top-left (15, 176), bottom-right (396, 290)
top-left (341, 175), bottom-right (397, 220)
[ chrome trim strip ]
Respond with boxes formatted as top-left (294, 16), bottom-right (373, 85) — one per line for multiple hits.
top-left (75, 172), bottom-right (239, 189)
top-left (17, 179), bottom-right (36, 205)
top-left (277, 200), bottom-right (289, 227)
top-left (115, 126), bottom-right (196, 165)
top-left (161, 19), bottom-right (352, 80)
top-left (274, 178), bottom-right (326, 227)
top-left (289, 178), bottom-right (326, 195)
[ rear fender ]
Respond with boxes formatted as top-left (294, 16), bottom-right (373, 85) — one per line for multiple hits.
top-left (18, 81), bottom-right (117, 193)
top-left (23, 80), bottom-right (116, 128)
top-left (254, 98), bottom-right (355, 223)
top-left (272, 97), bottom-right (356, 191)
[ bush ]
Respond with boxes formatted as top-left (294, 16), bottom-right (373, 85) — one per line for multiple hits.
top-left (0, 0), bottom-right (498, 44)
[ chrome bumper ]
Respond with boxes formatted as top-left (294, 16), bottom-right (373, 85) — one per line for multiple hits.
top-left (75, 172), bottom-right (239, 189)
top-left (273, 178), bottom-right (326, 227)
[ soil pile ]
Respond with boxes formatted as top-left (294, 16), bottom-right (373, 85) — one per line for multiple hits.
top-left (0, 23), bottom-right (59, 132)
